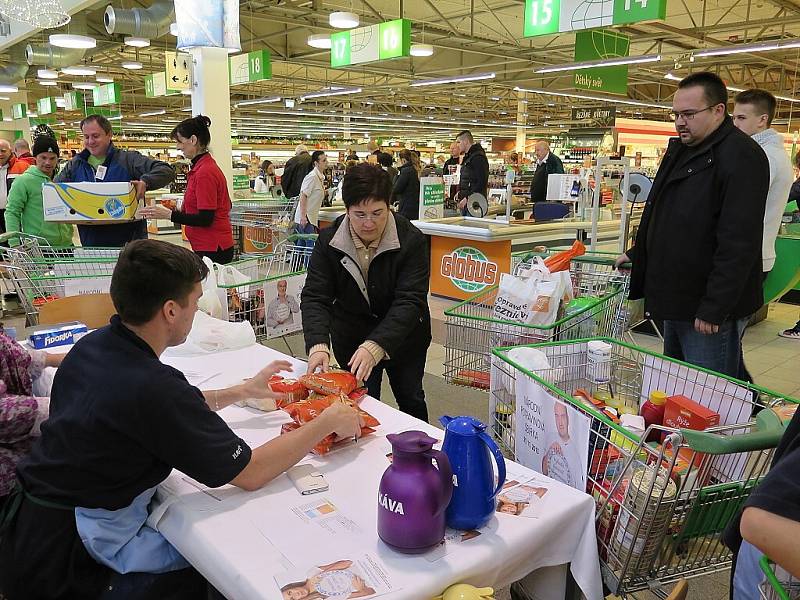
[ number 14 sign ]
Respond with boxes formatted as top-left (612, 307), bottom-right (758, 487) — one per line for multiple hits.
top-left (523, 0), bottom-right (666, 37)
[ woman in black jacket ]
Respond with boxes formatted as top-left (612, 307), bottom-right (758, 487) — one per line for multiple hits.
top-left (392, 149), bottom-right (421, 221)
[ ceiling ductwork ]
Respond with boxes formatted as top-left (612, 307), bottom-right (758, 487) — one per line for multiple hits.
top-left (0, 63), bottom-right (29, 85)
top-left (25, 44), bottom-right (86, 68)
top-left (104, 1), bottom-right (174, 38)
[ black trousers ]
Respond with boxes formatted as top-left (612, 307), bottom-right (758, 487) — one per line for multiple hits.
top-left (363, 349), bottom-right (430, 423)
top-left (195, 246), bottom-right (234, 265)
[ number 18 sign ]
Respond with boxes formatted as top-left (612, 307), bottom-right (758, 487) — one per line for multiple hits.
top-left (331, 18), bottom-right (411, 67)
top-left (524, 0), bottom-right (666, 37)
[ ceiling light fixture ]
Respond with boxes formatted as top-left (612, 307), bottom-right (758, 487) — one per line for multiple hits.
top-left (0, 85), bottom-right (19, 93)
top-left (96, 76), bottom-right (114, 83)
top-left (535, 53), bottom-right (662, 73)
top-left (410, 44), bottom-right (434, 57)
top-left (62, 66), bottom-right (96, 76)
top-left (694, 38), bottom-right (800, 57)
top-left (181, 89), bottom-right (192, 95)
top-left (307, 34), bottom-right (332, 49)
top-left (124, 36), bottom-right (150, 48)
top-left (410, 72), bottom-right (495, 87)
top-left (49, 34), bottom-right (96, 49)
top-left (514, 86), bottom-right (670, 109)
top-left (121, 61), bottom-right (143, 70)
top-left (72, 83), bottom-right (98, 90)
top-left (234, 96), bottom-right (282, 108)
top-left (140, 109), bottom-right (166, 117)
top-left (39, 80), bottom-right (58, 86)
top-left (300, 87), bottom-right (362, 100)
top-left (329, 11), bottom-right (359, 28)
top-left (37, 68), bottom-right (58, 79)
top-left (169, 22), bottom-right (178, 36)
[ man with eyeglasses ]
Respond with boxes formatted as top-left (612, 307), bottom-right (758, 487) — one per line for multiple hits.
top-left (301, 162), bottom-right (431, 422)
top-left (616, 71), bottom-right (769, 378)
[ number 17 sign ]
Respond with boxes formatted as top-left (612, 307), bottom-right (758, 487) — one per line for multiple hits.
top-left (524, 0), bottom-right (666, 37)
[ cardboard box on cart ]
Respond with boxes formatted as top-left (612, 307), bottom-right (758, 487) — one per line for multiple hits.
top-left (43, 182), bottom-right (139, 223)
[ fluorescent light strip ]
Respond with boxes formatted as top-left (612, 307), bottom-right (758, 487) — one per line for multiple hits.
top-left (254, 108), bottom-right (523, 129)
top-left (410, 72), bottom-right (495, 87)
top-left (514, 86), bottom-right (670, 109)
top-left (140, 109), bottom-right (166, 117)
top-left (234, 96), bottom-right (282, 108)
top-left (300, 87), bottom-right (362, 100)
top-left (536, 54), bottom-right (662, 73)
top-left (694, 38), bottom-right (800, 58)
top-left (664, 72), bottom-right (800, 102)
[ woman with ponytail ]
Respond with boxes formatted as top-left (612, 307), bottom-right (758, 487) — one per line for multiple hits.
top-left (391, 148), bottom-right (421, 220)
top-left (140, 115), bottom-right (235, 264)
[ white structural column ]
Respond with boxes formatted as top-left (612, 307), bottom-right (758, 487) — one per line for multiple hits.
top-left (189, 46), bottom-right (233, 197)
top-left (515, 90), bottom-right (527, 153)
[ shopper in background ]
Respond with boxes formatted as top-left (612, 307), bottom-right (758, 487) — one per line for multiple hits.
top-left (295, 150), bottom-right (327, 237)
top-left (56, 114), bottom-right (174, 247)
top-left (0, 239), bottom-right (361, 599)
top-left (302, 163), bottom-right (431, 422)
top-left (12, 139), bottom-right (35, 168)
top-left (140, 115), bottom-right (235, 264)
top-left (392, 148), bottom-right (422, 220)
top-left (0, 140), bottom-right (19, 235)
top-left (616, 72), bottom-right (769, 377)
top-left (442, 142), bottom-right (461, 175)
top-left (280, 144), bottom-right (312, 199)
top-left (454, 130), bottom-right (489, 215)
top-left (4, 137), bottom-right (73, 247)
top-left (732, 89), bottom-right (794, 375)
top-left (377, 151), bottom-right (398, 182)
top-left (254, 159), bottom-right (274, 193)
top-left (778, 153), bottom-right (800, 340)
top-left (367, 140), bottom-right (380, 156)
top-left (530, 140), bottom-right (565, 203)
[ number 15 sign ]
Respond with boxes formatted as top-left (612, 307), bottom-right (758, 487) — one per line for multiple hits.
top-left (524, 0), bottom-right (666, 37)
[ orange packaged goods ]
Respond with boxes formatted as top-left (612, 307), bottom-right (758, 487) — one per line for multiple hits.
top-left (543, 240), bottom-right (586, 273)
top-left (299, 370), bottom-right (358, 395)
top-left (663, 395), bottom-right (720, 432)
top-left (268, 375), bottom-right (308, 406)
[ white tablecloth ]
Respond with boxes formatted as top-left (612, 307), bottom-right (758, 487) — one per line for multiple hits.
top-left (148, 344), bottom-right (603, 600)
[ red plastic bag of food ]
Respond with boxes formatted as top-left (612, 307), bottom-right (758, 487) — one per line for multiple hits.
top-left (269, 375), bottom-right (309, 408)
top-left (544, 240), bottom-right (585, 273)
top-left (283, 393), bottom-right (380, 432)
top-left (299, 370), bottom-right (358, 395)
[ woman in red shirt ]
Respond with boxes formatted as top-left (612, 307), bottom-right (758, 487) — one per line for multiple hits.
top-left (141, 115), bottom-right (235, 264)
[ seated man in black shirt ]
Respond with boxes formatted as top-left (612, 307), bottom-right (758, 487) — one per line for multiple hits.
top-left (0, 239), bottom-right (361, 600)
top-left (724, 406), bottom-right (800, 599)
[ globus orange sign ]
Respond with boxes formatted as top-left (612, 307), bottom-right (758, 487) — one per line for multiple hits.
top-left (429, 237), bottom-right (510, 300)
top-left (441, 246), bottom-right (498, 293)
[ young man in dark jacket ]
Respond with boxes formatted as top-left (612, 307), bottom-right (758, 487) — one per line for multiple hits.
top-left (454, 130), bottom-right (489, 215)
top-left (616, 72), bottom-right (769, 377)
top-left (301, 162), bottom-right (431, 422)
top-left (281, 145), bottom-right (313, 199)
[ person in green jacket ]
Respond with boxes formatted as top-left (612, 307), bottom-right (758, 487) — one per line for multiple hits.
top-left (4, 136), bottom-right (73, 247)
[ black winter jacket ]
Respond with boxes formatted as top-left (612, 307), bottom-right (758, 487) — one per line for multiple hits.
top-left (392, 163), bottom-right (421, 220)
top-left (457, 143), bottom-right (489, 200)
top-left (301, 213), bottom-right (431, 361)
top-left (628, 117), bottom-right (769, 325)
top-left (281, 152), bottom-right (312, 199)
top-left (530, 153), bottom-right (565, 203)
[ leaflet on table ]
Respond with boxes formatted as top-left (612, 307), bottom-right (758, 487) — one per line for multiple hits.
top-left (496, 479), bottom-right (551, 518)
top-left (424, 520), bottom-right (499, 562)
top-left (273, 553), bottom-right (397, 599)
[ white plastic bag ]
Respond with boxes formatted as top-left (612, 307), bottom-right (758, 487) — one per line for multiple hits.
top-left (217, 263), bottom-right (253, 300)
top-left (186, 310), bottom-right (256, 352)
top-left (197, 257), bottom-right (226, 319)
top-left (493, 257), bottom-right (564, 327)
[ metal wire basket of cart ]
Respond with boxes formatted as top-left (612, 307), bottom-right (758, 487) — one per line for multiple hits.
top-left (760, 556), bottom-right (800, 600)
top-left (491, 338), bottom-right (798, 597)
top-left (0, 234), bottom-right (119, 282)
top-left (229, 197), bottom-right (298, 259)
top-left (217, 234), bottom-right (317, 354)
top-left (444, 254), bottom-right (628, 390)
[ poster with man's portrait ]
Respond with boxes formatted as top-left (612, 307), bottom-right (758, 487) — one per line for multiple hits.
top-left (264, 274), bottom-right (305, 338)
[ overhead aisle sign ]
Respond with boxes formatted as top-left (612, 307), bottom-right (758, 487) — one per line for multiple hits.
top-left (331, 18), bottom-right (411, 68)
top-left (37, 97), bottom-right (56, 115)
top-left (572, 30), bottom-right (630, 94)
top-left (93, 83), bottom-right (121, 106)
top-left (11, 103), bottom-right (26, 119)
top-left (63, 91), bottom-right (80, 111)
top-left (229, 49), bottom-right (272, 85)
top-left (523, 0), bottom-right (666, 37)
top-left (166, 52), bottom-right (192, 91)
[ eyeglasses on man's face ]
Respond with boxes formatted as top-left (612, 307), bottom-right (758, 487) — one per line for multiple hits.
top-left (670, 104), bottom-right (722, 121)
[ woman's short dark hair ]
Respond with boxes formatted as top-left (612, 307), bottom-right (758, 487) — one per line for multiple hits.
top-left (171, 115), bottom-right (212, 148)
top-left (80, 114), bottom-right (112, 134)
top-left (110, 240), bottom-right (209, 325)
top-left (311, 150), bottom-right (326, 164)
top-left (342, 163), bottom-right (391, 208)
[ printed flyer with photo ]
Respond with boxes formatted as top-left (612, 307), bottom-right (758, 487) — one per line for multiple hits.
top-left (423, 522), bottom-right (498, 562)
top-left (274, 553), bottom-right (397, 599)
top-left (496, 479), bottom-right (550, 518)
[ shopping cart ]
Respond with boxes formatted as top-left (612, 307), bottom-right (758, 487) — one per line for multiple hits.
top-left (0, 233), bottom-right (119, 279)
top-left (444, 254), bottom-right (628, 390)
top-left (230, 197), bottom-right (298, 259)
top-left (760, 557), bottom-right (800, 600)
top-left (217, 234), bottom-right (316, 355)
top-left (491, 338), bottom-right (798, 597)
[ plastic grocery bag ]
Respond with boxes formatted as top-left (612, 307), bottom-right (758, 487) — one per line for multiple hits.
top-left (493, 257), bottom-right (565, 327)
top-left (544, 240), bottom-right (586, 273)
top-left (186, 309), bottom-right (256, 352)
top-left (197, 257), bottom-right (226, 319)
top-left (217, 263), bottom-right (253, 300)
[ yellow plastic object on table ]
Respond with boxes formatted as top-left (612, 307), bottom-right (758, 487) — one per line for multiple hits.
top-left (432, 583), bottom-right (495, 600)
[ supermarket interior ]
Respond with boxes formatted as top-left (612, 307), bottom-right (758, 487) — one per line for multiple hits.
top-left (0, 0), bottom-right (799, 599)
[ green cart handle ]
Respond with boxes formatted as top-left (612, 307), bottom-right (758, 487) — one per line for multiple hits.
top-left (680, 409), bottom-right (789, 455)
top-left (285, 233), bottom-right (318, 242)
top-left (759, 556), bottom-right (792, 600)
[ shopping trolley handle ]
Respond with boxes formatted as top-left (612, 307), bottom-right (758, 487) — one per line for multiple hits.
top-left (285, 233), bottom-right (319, 242)
top-left (680, 408), bottom-right (789, 455)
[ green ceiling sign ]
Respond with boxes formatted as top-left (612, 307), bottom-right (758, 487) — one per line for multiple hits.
top-left (331, 19), bottom-right (411, 68)
top-left (93, 83), bottom-right (121, 106)
top-left (63, 91), bottom-right (80, 111)
top-left (524, 0), bottom-right (666, 36)
top-left (229, 49), bottom-right (272, 85)
top-left (11, 103), bottom-right (26, 120)
top-left (37, 97), bottom-right (57, 115)
top-left (573, 29), bottom-right (630, 95)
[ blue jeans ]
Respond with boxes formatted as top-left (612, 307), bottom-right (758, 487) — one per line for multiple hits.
top-left (662, 317), bottom-right (750, 378)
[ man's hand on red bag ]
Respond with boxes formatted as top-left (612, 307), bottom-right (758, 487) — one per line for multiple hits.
top-left (694, 318), bottom-right (720, 335)
top-left (307, 351), bottom-right (330, 374)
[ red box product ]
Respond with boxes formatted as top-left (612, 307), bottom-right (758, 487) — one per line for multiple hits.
top-left (663, 395), bottom-right (720, 432)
